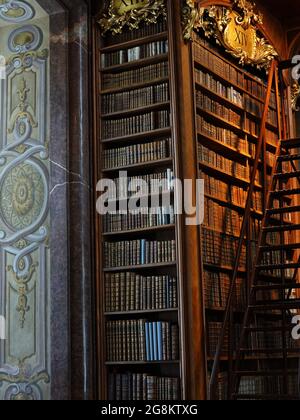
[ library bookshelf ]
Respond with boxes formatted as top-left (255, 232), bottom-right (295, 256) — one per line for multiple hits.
top-left (192, 32), bottom-right (299, 398)
top-left (93, 2), bottom-right (186, 401)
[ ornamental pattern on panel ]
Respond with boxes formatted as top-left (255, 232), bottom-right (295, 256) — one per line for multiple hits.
top-left (0, 0), bottom-right (50, 400)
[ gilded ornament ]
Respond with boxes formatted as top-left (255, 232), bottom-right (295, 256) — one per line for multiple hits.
top-left (99, 0), bottom-right (167, 35)
top-left (292, 81), bottom-right (300, 112)
top-left (182, 0), bottom-right (277, 70)
top-left (7, 262), bottom-right (38, 328)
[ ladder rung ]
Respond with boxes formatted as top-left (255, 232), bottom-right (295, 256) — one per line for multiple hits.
top-left (240, 348), bottom-right (300, 354)
top-left (271, 188), bottom-right (300, 197)
top-left (235, 370), bottom-right (298, 376)
top-left (267, 206), bottom-right (300, 215)
top-left (250, 299), bottom-right (300, 310)
top-left (256, 263), bottom-right (300, 270)
top-left (263, 224), bottom-right (300, 232)
top-left (260, 243), bottom-right (300, 251)
top-left (245, 326), bottom-right (293, 333)
top-left (253, 283), bottom-right (300, 291)
top-left (257, 273), bottom-right (294, 283)
top-left (233, 394), bottom-right (299, 400)
top-left (274, 171), bottom-right (300, 180)
top-left (281, 138), bottom-right (300, 148)
top-left (278, 154), bottom-right (300, 162)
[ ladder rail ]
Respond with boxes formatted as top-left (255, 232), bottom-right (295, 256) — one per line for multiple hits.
top-left (209, 60), bottom-right (278, 399)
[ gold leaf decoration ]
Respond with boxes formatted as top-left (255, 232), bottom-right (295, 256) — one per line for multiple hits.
top-left (182, 0), bottom-right (278, 71)
top-left (99, 0), bottom-right (167, 36)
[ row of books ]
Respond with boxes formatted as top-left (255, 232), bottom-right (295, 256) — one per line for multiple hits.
top-left (195, 37), bottom-right (276, 106)
top-left (198, 143), bottom-right (250, 181)
top-left (102, 110), bottom-right (170, 139)
top-left (196, 91), bottom-right (242, 126)
top-left (199, 170), bottom-right (263, 212)
top-left (102, 138), bottom-right (172, 169)
top-left (108, 373), bottom-right (180, 401)
top-left (105, 169), bottom-right (174, 199)
top-left (194, 68), bottom-right (243, 106)
top-left (245, 76), bottom-right (276, 107)
top-left (105, 273), bottom-right (178, 313)
top-left (247, 322), bottom-right (297, 350)
top-left (194, 40), bottom-right (244, 87)
top-left (102, 61), bottom-right (169, 90)
top-left (104, 239), bottom-right (176, 268)
top-left (102, 82), bottom-right (169, 114)
top-left (101, 40), bottom-right (169, 68)
top-left (103, 206), bottom-right (175, 233)
top-left (197, 116), bottom-right (250, 154)
top-left (106, 320), bottom-right (179, 362)
top-left (203, 198), bottom-right (243, 237)
top-left (103, 19), bottom-right (167, 46)
top-left (202, 228), bottom-right (246, 268)
top-left (204, 271), bottom-right (246, 310)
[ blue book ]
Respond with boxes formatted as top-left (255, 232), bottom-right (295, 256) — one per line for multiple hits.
top-left (140, 240), bottom-right (146, 265)
top-left (153, 322), bottom-right (158, 361)
top-left (149, 323), bottom-right (154, 361)
top-left (145, 322), bottom-right (150, 362)
top-left (157, 322), bottom-right (163, 361)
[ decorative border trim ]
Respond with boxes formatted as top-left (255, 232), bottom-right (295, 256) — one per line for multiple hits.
top-left (182, 0), bottom-right (278, 70)
top-left (98, 0), bottom-right (167, 36)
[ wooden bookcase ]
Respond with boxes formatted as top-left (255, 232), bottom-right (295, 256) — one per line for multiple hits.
top-left (93, 1), bottom-right (187, 401)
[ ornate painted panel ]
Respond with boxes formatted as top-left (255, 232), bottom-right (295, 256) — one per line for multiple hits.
top-left (0, 0), bottom-right (51, 400)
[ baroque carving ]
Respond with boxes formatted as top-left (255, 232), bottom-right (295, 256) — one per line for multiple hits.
top-left (0, 0), bottom-right (35, 22)
top-left (99, 0), bottom-right (167, 35)
top-left (182, 0), bottom-right (278, 70)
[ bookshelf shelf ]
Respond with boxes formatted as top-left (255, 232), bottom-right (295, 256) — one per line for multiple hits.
top-left (101, 101), bottom-right (171, 119)
top-left (103, 262), bottom-right (177, 273)
top-left (203, 262), bottom-right (247, 274)
top-left (102, 127), bottom-right (172, 145)
top-left (197, 132), bottom-right (251, 163)
top-left (100, 77), bottom-right (170, 95)
top-left (103, 224), bottom-right (176, 237)
top-left (204, 193), bottom-right (263, 218)
top-left (102, 157), bottom-right (174, 174)
top-left (198, 161), bottom-right (262, 190)
top-left (195, 81), bottom-right (244, 112)
top-left (104, 308), bottom-right (179, 316)
top-left (100, 53), bottom-right (169, 73)
top-left (104, 190), bottom-right (174, 205)
top-left (197, 106), bottom-right (244, 134)
top-left (105, 361), bottom-right (180, 366)
top-left (100, 32), bottom-right (168, 53)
